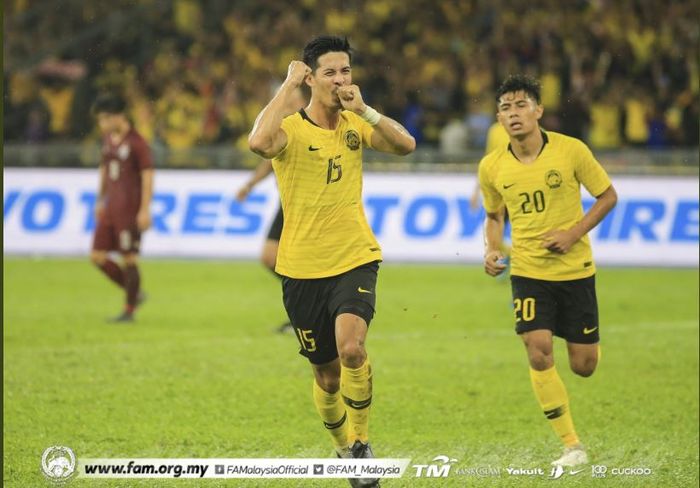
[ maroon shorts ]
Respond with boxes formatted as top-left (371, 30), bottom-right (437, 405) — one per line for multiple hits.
top-left (92, 218), bottom-right (142, 254)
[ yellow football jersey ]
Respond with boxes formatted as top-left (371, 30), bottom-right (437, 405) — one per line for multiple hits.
top-left (272, 109), bottom-right (381, 279)
top-left (479, 131), bottom-right (612, 281)
top-left (484, 122), bottom-right (510, 155)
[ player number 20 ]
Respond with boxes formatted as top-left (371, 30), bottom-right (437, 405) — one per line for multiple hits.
top-left (514, 297), bottom-right (536, 322)
top-left (519, 190), bottom-right (545, 214)
top-left (295, 328), bottom-right (317, 352)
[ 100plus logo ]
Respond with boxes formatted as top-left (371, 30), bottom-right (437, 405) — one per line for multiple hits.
top-left (592, 465), bottom-right (653, 478)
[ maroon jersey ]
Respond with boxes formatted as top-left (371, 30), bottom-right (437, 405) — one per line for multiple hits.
top-left (101, 129), bottom-right (153, 221)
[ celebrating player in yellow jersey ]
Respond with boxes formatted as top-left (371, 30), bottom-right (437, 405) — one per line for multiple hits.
top-left (479, 75), bottom-right (617, 467)
top-left (249, 35), bottom-right (415, 488)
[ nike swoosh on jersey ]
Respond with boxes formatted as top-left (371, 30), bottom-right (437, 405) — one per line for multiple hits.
top-left (503, 183), bottom-right (515, 189)
top-left (357, 286), bottom-right (373, 294)
top-left (583, 326), bottom-right (598, 334)
top-left (308, 145), bottom-right (321, 151)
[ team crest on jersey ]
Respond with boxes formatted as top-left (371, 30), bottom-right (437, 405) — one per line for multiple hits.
top-left (344, 130), bottom-right (361, 151)
top-left (117, 143), bottom-right (130, 160)
top-left (545, 170), bottom-right (562, 189)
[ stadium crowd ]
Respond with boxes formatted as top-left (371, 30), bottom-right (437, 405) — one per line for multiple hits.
top-left (4, 0), bottom-right (699, 154)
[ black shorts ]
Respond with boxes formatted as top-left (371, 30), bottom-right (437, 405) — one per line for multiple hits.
top-left (282, 261), bottom-right (379, 365)
top-left (510, 275), bottom-right (599, 344)
top-left (266, 207), bottom-right (283, 241)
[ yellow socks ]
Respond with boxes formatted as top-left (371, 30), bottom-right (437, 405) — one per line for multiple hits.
top-left (340, 359), bottom-right (373, 444)
top-left (312, 380), bottom-right (349, 451)
top-left (529, 366), bottom-right (580, 447)
top-left (313, 359), bottom-right (373, 449)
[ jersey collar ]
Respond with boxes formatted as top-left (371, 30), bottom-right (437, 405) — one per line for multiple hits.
top-left (299, 108), bottom-right (322, 128)
top-left (507, 129), bottom-right (549, 161)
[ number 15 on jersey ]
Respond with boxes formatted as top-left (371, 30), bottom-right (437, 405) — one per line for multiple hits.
top-left (327, 156), bottom-right (342, 184)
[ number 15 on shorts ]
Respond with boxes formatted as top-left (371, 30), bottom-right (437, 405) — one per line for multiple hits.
top-left (514, 297), bottom-right (536, 322)
top-left (295, 328), bottom-right (317, 352)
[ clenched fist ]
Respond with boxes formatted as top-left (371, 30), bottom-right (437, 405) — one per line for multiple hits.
top-left (337, 85), bottom-right (366, 114)
top-left (484, 250), bottom-right (507, 277)
top-left (286, 61), bottom-right (312, 87)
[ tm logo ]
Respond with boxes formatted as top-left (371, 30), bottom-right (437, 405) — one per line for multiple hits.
top-left (413, 455), bottom-right (458, 478)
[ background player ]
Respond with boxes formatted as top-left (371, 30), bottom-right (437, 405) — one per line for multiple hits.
top-left (249, 35), bottom-right (415, 487)
top-left (236, 87), bottom-right (306, 333)
top-left (470, 121), bottom-right (509, 210)
top-left (236, 159), bottom-right (280, 274)
top-left (236, 159), bottom-right (290, 333)
top-left (479, 75), bottom-right (617, 467)
top-left (470, 121), bottom-right (512, 275)
top-left (90, 93), bottom-right (154, 323)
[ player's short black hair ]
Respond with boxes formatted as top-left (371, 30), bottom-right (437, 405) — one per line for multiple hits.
top-left (302, 35), bottom-right (353, 71)
top-left (496, 75), bottom-right (541, 105)
top-left (91, 93), bottom-right (127, 115)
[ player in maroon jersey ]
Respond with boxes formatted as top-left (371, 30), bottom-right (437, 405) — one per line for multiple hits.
top-left (90, 94), bottom-right (154, 322)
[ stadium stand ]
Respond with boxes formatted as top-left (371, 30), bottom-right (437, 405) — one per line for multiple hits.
top-left (3, 0), bottom-right (698, 166)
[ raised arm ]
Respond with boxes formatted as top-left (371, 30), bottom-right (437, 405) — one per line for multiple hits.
top-left (337, 85), bottom-right (416, 155)
top-left (249, 61), bottom-right (311, 159)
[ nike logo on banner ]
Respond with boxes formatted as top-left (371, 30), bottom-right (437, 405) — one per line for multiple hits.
top-left (583, 326), bottom-right (598, 335)
top-left (358, 287), bottom-right (373, 294)
top-left (503, 183), bottom-right (515, 189)
top-left (308, 145), bottom-right (321, 151)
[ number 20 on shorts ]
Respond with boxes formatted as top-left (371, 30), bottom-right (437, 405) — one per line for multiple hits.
top-left (514, 297), bottom-right (536, 322)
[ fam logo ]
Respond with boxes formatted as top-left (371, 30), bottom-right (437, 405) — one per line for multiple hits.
top-left (413, 455), bottom-right (458, 478)
top-left (344, 130), bottom-right (361, 151)
top-left (41, 446), bottom-right (76, 483)
top-left (545, 169), bottom-right (562, 189)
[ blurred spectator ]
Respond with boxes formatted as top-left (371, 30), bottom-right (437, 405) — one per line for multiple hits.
top-left (439, 115), bottom-right (469, 156)
top-left (589, 88), bottom-right (623, 150)
top-left (38, 76), bottom-right (75, 138)
top-left (33, 58), bottom-right (86, 139)
top-left (465, 96), bottom-right (494, 149)
top-left (622, 86), bottom-right (651, 146)
top-left (647, 103), bottom-right (670, 148)
top-left (4, 71), bottom-right (50, 142)
top-left (155, 82), bottom-right (205, 150)
top-left (681, 95), bottom-right (700, 146)
top-left (2, 0), bottom-right (697, 155)
top-left (540, 55), bottom-right (562, 112)
top-left (401, 91), bottom-right (424, 144)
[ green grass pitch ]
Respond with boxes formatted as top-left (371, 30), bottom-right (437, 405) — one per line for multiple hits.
top-left (3, 258), bottom-right (698, 487)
